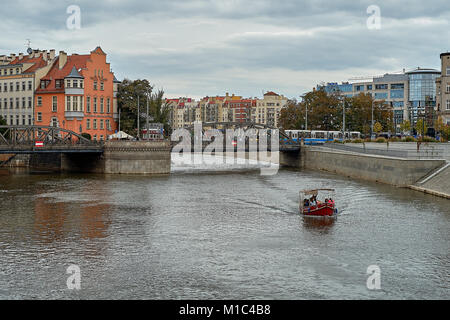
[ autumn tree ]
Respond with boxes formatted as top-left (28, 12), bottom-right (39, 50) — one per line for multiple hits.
top-left (279, 99), bottom-right (304, 129)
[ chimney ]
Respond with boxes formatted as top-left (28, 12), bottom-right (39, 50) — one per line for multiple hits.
top-left (19, 53), bottom-right (24, 60)
top-left (42, 50), bottom-right (47, 61)
top-left (58, 51), bottom-right (67, 69)
top-left (49, 49), bottom-right (56, 60)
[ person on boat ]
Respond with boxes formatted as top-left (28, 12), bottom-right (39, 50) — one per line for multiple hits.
top-left (309, 196), bottom-right (317, 207)
top-left (304, 199), bottom-right (310, 207)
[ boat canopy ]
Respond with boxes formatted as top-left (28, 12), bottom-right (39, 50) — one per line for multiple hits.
top-left (300, 189), bottom-right (335, 196)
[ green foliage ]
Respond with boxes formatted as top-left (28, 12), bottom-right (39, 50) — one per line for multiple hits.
top-left (402, 136), bottom-right (417, 142)
top-left (389, 137), bottom-right (400, 142)
top-left (400, 120), bottom-right (411, 133)
top-left (81, 133), bottom-right (92, 140)
top-left (117, 79), bottom-right (169, 137)
top-left (415, 119), bottom-right (427, 136)
top-left (0, 115), bottom-right (7, 136)
top-left (422, 136), bottom-right (437, 143)
top-left (353, 139), bottom-right (364, 143)
top-left (373, 121), bottom-right (383, 133)
top-left (375, 137), bottom-right (386, 143)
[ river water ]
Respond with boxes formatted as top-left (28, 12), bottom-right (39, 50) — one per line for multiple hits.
top-left (0, 159), bottom-right (449, 299)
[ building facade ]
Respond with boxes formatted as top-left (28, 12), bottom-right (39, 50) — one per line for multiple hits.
top-left (0, 50), bottom-right (57, 125)
top-left (436, 52), bottom-right (450, 125)
top-left (34, 47), bottom-right (118, 141)
top-left (319, 68), bottom-right (440, 132)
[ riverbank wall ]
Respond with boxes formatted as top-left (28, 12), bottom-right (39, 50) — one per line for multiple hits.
top-left (280, 146), bottom-right (446, 188)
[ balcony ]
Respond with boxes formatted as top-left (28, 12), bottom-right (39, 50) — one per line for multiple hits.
top-left (65, 111), bottom-right (84, 120)
top-left (65, 88), bottom-right (84, 95)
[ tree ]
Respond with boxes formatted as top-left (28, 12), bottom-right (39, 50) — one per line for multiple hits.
top-left (400, 120), bottom-right (411, 134)
top-left (279, 99), bottom-right (304, 129)
top-left (0, 116), bottom-right (7, 136)
top-left (117, 79), bottom-right (170, 137)
top-left (373, 121), bottom-right (383, 134)
top-left (298, 89), bottom-right (343, 130)
top-left (416, 118), bottom-right (427, 136)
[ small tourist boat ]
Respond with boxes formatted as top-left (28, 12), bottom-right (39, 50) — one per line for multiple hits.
top-left (299, 189), bottom-right (338, 217)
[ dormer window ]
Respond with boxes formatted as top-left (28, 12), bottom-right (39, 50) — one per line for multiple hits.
top-left (55, 79), bottom-right (64, 89)
top-left (73, 80), bottom-right (78, 88)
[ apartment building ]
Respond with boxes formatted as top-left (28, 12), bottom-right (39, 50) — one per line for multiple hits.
top-left (252, 91), bottom-right (288, 128)
top-left (0, 49), bottom-right (57, 125)
top-left (34, 47), bottom-right (118, 141)
top-left (436, 52), bottom-right (450, 125)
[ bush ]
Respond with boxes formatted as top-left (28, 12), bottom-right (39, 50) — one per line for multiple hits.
top-left (389, 137), bottom-right (400, 142)
top-left (364, 138), bottom-right (372, 142)
top-left (353, 139), bottom-right (364, 143)
top-left (422, 136), bottom-right (437, 143)
top-left (402, 136), bottom-right (417, 142)
top-left (333, 139), bottom-right (344, 144)
top-left (344, 139), bottom-right (352, 143)
top-left (375, 137), bottom-right (386, 143)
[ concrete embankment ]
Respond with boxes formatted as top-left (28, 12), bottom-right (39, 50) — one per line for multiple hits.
top-left (409, 163), bottom-right (450, 199)
top-left (300, 147), bottom-right (446, 188)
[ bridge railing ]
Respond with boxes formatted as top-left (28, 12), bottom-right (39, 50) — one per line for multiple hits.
top-left (0, 126), bottom-right (100, 147)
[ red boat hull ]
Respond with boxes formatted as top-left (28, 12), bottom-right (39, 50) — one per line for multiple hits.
top-left (302, 204), bottom-right (336, 217)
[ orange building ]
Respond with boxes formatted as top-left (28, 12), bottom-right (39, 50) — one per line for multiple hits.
top-left (34, 47), bottom-right (119, 141)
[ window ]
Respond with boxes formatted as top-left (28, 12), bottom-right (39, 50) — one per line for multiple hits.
top-left (374, 92), bottom-right (388, 99)
top-left (366, 85), bottom-right (372, 90)
top-left (447, 100), bottom-right (450, 110)
top-left (51, 117), bottom-right (58, 127)
top-left (15, 81), bottom-right (19, 91)
top-left (447, 67), bottom-right (450, 76)
top-left (37, 96), bottom-right (42, 106)
top-left (391, 83), bottom-right (404, 90)
top-left (3, 83), bottom-right (7, 92)
top-left (28, 97), bottom-right (32, 108)
top-left (28, 81), bottom-right (32, 91)
top-left (52, 96), bottom-right (57, 112)
top-left (55, 79), bottom-right (63, 89)
top-left (94, 98), bottom-right (97, 113)
top-left (22, 97), bottom-right (25, 109)
top-left (106, 120), bottom-right (111, 130)
top-left (100, 119), bottom-right (104, 130)
top-left (22, 82), bottom-right (25, 91)
top-left (355, 85), bottom-right (364, 91)
top-left (93, 81), bottom-right (97, 90)
top-left (16, 98), bottom-right (19, 109)
top-left (10, 82), bottom-right (13, 91)
top-left (73, 96), bottom-right (78, 111)
top-left (100, 82), bottom-right (104, 91)
top-left (73, 80), bottom-right (78, 88)
top-left (66, 96), bottom-right (71, 111)
top-left (16, 115), bottom-right (19, 125)
top-left (100, 135), bottom-right (104, 141)
top-left (446, 84), bottom-right (450, 93)
top-left (9, 98), bottom-right (13, 109)
top-left (86, 119), bottom-right (91, 129)
top-left (93, 119), bottom-right (97, 129)
top-left (390, 90), bottom-right (404, 99)
top-left (28, 115), bottom-right (32, 125)
top-left (375, 84), bottom-right (388, 90)
top-left (100, 98), bottom-right (104, 113)
top-left (86, 97), bottom-right (91, 112)
top-left (37, 112), bottom-right (42, 122)
top-left (107, 98), bottom-right (110, 113)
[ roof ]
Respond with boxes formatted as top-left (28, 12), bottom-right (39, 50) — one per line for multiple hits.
top-left (405, 68), bottom-right (440, 75)
top-left (65, 66), bottom-right (84, 79)
top-left (440, 52), bottom-right (450, 58)
top-left (264, 91), bottom-right (279, 96)
top-left (37, 54), bottom-right (90, 93)
top-left (7, 54), bottom-right (47, 73)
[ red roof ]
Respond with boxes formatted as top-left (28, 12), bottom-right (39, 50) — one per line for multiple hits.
top-left (36, 54), bottom-right (90, 93)
top-left (8, 55), bottom-right (47, 73)
top-left (264, 91), bottom-right (279, 96)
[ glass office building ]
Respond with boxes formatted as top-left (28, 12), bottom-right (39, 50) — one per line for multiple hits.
top-left (406, 68), bottom-right (440, 124)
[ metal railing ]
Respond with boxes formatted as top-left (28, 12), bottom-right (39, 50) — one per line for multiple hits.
top-left (320, 143), bottom-right (444, 159)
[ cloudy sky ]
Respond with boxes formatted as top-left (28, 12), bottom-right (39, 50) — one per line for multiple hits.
top-left (1, 0), bottom-right (449, 99)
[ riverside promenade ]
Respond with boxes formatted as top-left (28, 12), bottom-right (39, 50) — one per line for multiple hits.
top-left (320, 142), bottom-right (450, 199)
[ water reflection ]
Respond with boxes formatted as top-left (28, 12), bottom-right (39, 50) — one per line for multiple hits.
top-left (302, 216), bottom-right (336, 231)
